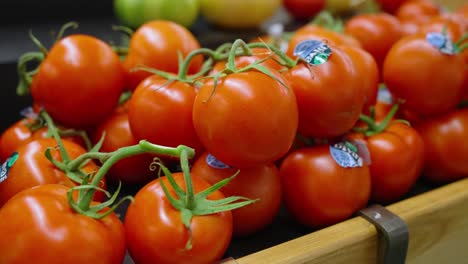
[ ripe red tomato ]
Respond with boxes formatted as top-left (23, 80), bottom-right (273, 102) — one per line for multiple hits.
top-left (283, 42), bottom-right (366, 138)
top-left (286, 25), bottom-right (362, 59)
top-left (383, 33), bottom-right (467, 117)
top-left (395, 0), bottom-right (441, 25)
top-left (192, 70), bottom-right (298, 168)
top-left (31, 34), bottom-right (126, 128)
top-left (279, 143), bottom-right (371, 228)
top-left (344, 13), bottom-right (403, 70)
top-left (123, 20), bottom-right (203, 90)
top-left (124, 172), bottom-right (233, 264)
top-left (190, 152), bottom-right (282, 237)
top-left (0, 118), bottom-right (39, 161)
top-left (0, 184), bottom-right (126, 264)
top-left (92, 109), bottom-right (156, 184)
top-left (0, 138), bottom-right (105, 206)
top-left (346, 122), bottom-right (425, 204)
top-left (282, 0), bottom-right (326, 20)
top-left (415, 108), bottom-right (468, 183)
top-left (128, 75), bottom-right (204, 153)
top-left (376, 0), bottom-right (409, 13)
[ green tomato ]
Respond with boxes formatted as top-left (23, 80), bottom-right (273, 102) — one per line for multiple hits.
top-left (325, 0), bottom-right (367, 14)
top-left (199, 0), bottom-right (281, 29)
top-left (114, 0), bottom-right (200, 29)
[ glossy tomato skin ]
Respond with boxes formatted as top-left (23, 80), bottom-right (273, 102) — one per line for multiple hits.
top-left (0, 138), bottom-right (104, 207)
top-left (286, 25), bottom-right (362, 59)
top-left (191, 152), bottom-right (282, 237)
top-left (193, 71), bottom-right (298, 168)
top-left (31, 34), bottom-right (125, 129)
top-left (92, 110), bottom-right (156, 184)
top-left (415, 108), bottom-right (468, 183)
top-left (347, 123), bottom-right (425, 204)
top-left (383, 33), bottom-right (467, 117)
top-left (283, 44), bottom-right (366, 138)
top-left (123, 20), bottom-right (203, 90)
top-left (0, 118), bottom-right (36, 161)
top-left (279, 145), bottom-right (371, 228)
top-left (0, 184), bottom-right (126, 264)
top-left (283, 0), bottom-right (325, 20)
top-left (128, 75), bottom-right (204, 152)
top-left (395, 0), bottom-right (441, 25)
top-left (344, 13), bottom-right (403, 70)
top-left (125, 172), bottom-right (233, 264)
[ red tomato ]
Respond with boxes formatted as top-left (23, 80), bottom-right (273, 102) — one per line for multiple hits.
top-left (415, 108), bottom-right (468, 183)
top-left (31, 34), bottom-right (126, 128)
top-left (123, 20), bottom-right (203, 90)
top-left (0, 184), bottom-right (126, 264)
top-left (192, 70), bottom-right (298, 168)
top-left (395, 0), bottom-right (441, 25)
top-left (286, 25), bottom-right (362, 58)
top-left (190, 152), bottom-right (282, 237)
top-left (282, 0), bottom-right (326, 20)
top-left (383, 33), bottom-right (467, 117)
top-left (0, 138), bottom-right (105, 206)
top-left (376, 0), bottom-right (410, 13)
top-left (344, 13), bottom-right (403, 70)
top-left (128, 75), bottom-right (204, 153)
top-left (0, 118), bottom-right (38, 161)
top-left (92, 110), bottom-right (156, 184)
top-left (346, 122), bottom-right (425, 204)
top-left (282, 43), bottom-right (366, 138)
top-left (124, 172), bottom-right (232, 264)
top-left (279, 144), bottom-right (371, 228)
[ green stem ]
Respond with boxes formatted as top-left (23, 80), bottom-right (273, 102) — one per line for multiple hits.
top-left (247, 42), bottom-right (296, 68)
top-left (40, 111), bottom-right (71, 163)
top-left (28, 30), bottom-right (48, 56)
top-left (178, 48), bottom-right (217, 80)
top-left (458, 42), bottom-right (468, 53)
top-left (16, 52), bottom-right (45, 96)
top-left (55, 21), bottom-right (79, 42)
top-left (180, 149), bottom-right (195, 209)
top-left (227, 39), bottom-right (252, 72)
top-left (455, 33), bottom-right (468, 47)
top-left (77, 141), bottom-right (194, 211)
top-left (361, 104), bottom-right (400, 137)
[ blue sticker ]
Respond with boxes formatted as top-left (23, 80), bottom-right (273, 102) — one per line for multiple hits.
top-left (206, 153), bottom-right (231, 169)
top-left (0, 152), bottom-right (19, 183)
top-left (20, 107), bottom-right (38, 119)
top-left (426, 32), bottom-right (457, 55)
top-left (293, 39), bottom-right (332, 65)
top-left (377, 87), bottom-right (393, 104)
top-left (330, 142), bottom-right (363, 168)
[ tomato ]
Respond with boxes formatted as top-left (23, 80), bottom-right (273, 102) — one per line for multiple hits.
top-left (0, 137), bottom-right (105, 207)
top-left (283, 42), bottom-right (366, 139)
top-left (31, 34), bottom-right (126, 129)
top-left (395, 0), bottom-right (441, 25)
top-left (282, 0), bottom-right (326, 20)
top-left (415, 108), bottom-right (468, 183)
top-left (0, 118), bottom-right (40, 161)
top-left (279, 143), bottom-right (371, 228)
top-left (190, 152), bottom-right (282, 237)
top-left (114, 0), bottom-right (200, 29)
top-left (128, 75), bottom-right (204, 154)
top-left (340, 45), bottom-right (379, 114)
top-left (0, 184), bottom-right (126, 264)
top-left (376, 0), bottom-right (410, 13)
top-left (344, 13), bottom-right (403, 70)
top-left (383, 33), bottom-right (467, 117)
top-left (286, 24), bottom-right (362, 59)
top-left (192, 70), bottom-right (298, 168)
top-left (346, 122), bottom-right (425, 204)
top-left (92, 109), bottom-right (157, 184)
top-left (123, 20), bottom-right (203, 90)
top-left (199, 0), bottom-right (281, 29)
top-left (125, 172), bottom-right (232, 264)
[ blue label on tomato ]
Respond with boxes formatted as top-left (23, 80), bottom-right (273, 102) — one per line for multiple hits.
top-left (293, 39), bottom-right (332, 65)
top-left (330, 142), bottom-right (363, 168)
top-left (206, 153), bottom-right (231, 169)
top-left (426, 32), bottom-right (456, 55)
top-left (0, 152), bottom-right (19, 183)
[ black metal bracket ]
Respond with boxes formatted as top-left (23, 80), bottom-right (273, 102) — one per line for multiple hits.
top-left (358, 204), bottom-right (409, 264)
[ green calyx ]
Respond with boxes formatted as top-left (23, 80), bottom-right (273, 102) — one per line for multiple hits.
top-left (354, 104), bottom-right (410, 137)
top-left (154, 149), bottom-right (257, 250)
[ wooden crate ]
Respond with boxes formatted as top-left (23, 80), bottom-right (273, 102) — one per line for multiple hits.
top-left (221, 177), bottom-right (468, 264)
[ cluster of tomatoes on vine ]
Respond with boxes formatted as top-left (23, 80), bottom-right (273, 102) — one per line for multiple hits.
top-left (0, 0), bottom-right (466, 263)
